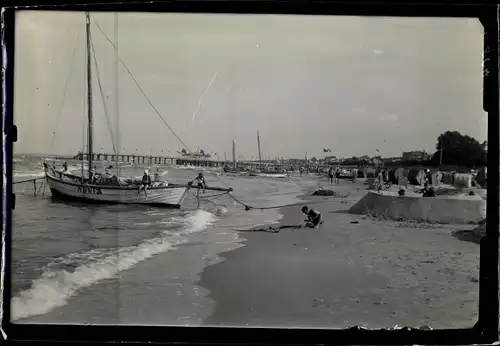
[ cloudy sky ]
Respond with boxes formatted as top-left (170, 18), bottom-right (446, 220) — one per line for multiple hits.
top-left (14, 11), bottom-right (486, 159)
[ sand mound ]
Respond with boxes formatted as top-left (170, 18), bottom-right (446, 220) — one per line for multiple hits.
top-left (348, 191), bottom-right (486, 224)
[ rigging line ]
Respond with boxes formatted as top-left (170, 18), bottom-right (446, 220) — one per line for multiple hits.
top-left (227, 193), bottom-right (339, 211)
top-left (90, 41), bottom-right (117, 155)
top-left (12, 178), bottom-right (44, 184)
top-left (49, 27), bottom-right (82, 154)
top-left (89, 15), bottom-right (192, 153)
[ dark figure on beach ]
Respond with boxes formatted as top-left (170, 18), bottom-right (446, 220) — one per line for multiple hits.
top-left (335, 167), bottom-right (341, 184)
top-left (418, 183), bottom-right (436, 198)
top-left (299, 166), bottom-right (303, 176)
top-left (328, 167), bottom-right (334, 184)
top-left (62, 161), bottom-right (68, 172)
top-left (301, 206), bottom-right (324, 228)
top-left (137, 169), bottom-right (152, 200)
top-left (190, 172), bottom-right (207, 195)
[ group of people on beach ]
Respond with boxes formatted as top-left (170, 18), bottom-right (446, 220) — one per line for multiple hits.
top-left (327, 166), bottom-right (359, 185)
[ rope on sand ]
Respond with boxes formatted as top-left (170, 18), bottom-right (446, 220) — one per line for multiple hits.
top-left (235, 224), bottom-right (303, 233)
top-left (227, 194), bottom-right (337, 211)
top-left (209, 172), bottom-right (344, 211)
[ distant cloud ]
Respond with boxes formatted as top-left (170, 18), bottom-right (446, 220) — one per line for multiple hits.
top-left (373, 49), bottom-right (384, 55)
top-left (380, 113), bottom-right (399, 122)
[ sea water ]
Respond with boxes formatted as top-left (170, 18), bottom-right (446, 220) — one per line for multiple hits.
top-left (10, 156), bottom-right (307, 325)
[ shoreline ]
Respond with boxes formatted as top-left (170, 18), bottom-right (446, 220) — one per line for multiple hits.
top-left (199, 181), bottom-right (480, 329)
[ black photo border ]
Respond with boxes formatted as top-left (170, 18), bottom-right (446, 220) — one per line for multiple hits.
top-left (1, 1), bottom-right (499, 345)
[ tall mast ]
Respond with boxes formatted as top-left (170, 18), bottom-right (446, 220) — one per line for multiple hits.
top-left (114, 13), bottom-right (120, 177)
top-left (257, 130), bottom-right (262, 171)
top-left (232, 140), bottom-right (236, 169)
top-left (86, 12), bottom-right (94, 180)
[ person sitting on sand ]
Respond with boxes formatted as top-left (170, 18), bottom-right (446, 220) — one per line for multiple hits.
top-left (301, 206), bottom-right (324, 228)
top-left (137, 169), bottom-right (152, 200)
top-left (190, 172), bottom-right (207, 195)
top-left (418, 182), bottom-right (436, 198)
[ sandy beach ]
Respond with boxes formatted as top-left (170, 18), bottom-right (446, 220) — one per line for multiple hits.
top-left (200, 179), bottom-right (481, 329)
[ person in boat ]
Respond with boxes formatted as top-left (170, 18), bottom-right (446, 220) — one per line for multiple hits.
top-left (328, 166), bottom-right (334, 184)
top-left (154, 168), bottom-right (162, 182)
top-left (104, 165), bottom-right (113, 176)
top-left (137, 169), bottom-right (152, 200)
top-left (62, 161), bottom-right (68, 172)
top-left (190, 172), bottom-right (207, 194)
top-left (104, 165), bottom-right (120, 185)
top-left (301, 206), bottom-right (323, 228)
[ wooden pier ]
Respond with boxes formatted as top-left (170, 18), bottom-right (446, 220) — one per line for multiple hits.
top-left (51, 153), bottom-right (377, 171)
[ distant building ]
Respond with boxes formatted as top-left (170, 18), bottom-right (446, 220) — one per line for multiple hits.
top-left (324, 156), bottom-right (340, 164)
top-left (383, 157), bottom-right (403, 164)
top-left (289, 158), bottom-right (307, 165)
top-left (402, 151), bottom-right (430, 161)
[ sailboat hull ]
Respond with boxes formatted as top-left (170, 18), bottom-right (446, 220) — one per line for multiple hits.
top-left (248, 173), bottom-right (288, 179)
top-left (44, 166), bottom-right (188, 207)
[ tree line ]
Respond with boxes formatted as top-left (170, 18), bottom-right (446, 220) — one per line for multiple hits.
top-left (339, 131), bottom-right (487, 168)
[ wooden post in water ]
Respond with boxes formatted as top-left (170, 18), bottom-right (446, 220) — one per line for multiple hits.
top-left (232, 140), bottom-right (236, 169)
top-left (257, 130), bottom-right (262, 171)
top-left (33, 179), bottom-right (37, 197)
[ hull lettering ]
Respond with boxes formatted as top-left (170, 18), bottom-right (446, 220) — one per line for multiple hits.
top-left (77, 185), bottom-right (103, 195)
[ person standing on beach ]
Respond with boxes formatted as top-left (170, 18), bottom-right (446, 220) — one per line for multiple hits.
top-left (352, 167), bottom-right (358, 183)
top-left (335, 166), bottom-right (341, 184)
top-left (375, 169), bottom-right (384, 192)
top-left (301, 206), bottom-right (323, 228)
top-left (328, 166), bottom-right (334, 184)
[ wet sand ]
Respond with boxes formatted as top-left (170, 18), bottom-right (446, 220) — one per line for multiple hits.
top-left (200, 179), bottom-right (480, 329)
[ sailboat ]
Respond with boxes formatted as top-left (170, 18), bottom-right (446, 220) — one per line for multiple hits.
top-left (221, 140), bottom-right (248, 176)
top-left (247, 131), bottom-right (287, 179)
top-left (44, 12), bottom-right (231, 207)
